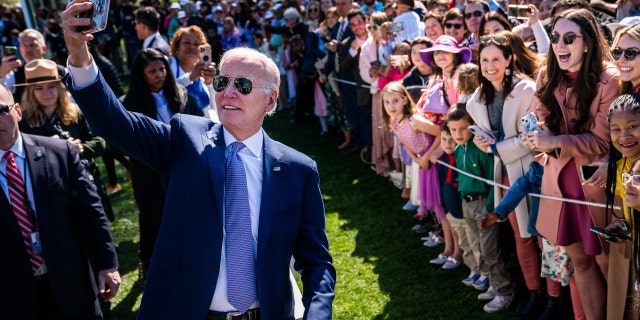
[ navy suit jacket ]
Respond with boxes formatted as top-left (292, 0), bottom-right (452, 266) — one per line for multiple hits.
top-left (0, 134), bottom-right (118, 319)
top-left (66, 73), bottom-right (336, 319)
top-left (322, 20), bottom-right (354, 80)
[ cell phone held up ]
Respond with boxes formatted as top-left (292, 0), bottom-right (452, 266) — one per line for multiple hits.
top-left (508, 5), bottom-right (531, 20)
top-left (76, 0), bottom-right (110, 34)
top-left (3, 46), bottom-right (17, 61)
top-left (199, 44), bottom-right (212, 67)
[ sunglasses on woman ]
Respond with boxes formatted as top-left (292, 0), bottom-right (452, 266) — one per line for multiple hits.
top-left (366, 24), bottom-right (379, 32)
top-left (611, 47), bottom-right (640, 61)
top-left (445, 23), bottom-right (463, 30)
top-left (464, 10), bottom-right (483, 20)
top-left (213, 75), bottom-right (255, 95)
top-left (550, 32), bottom-right (582, 45)
top-left (0, 103), bottom-right (16, 116)
top-left (479, 35), bottom-right (509, 45)
top-left (622, 172), bottom-right (640, 187)
top-left (308, 8), bottom-right (319, 12)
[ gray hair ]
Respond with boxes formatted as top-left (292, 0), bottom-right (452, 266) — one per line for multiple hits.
top-left (219, 47), bottom-right (280, 114)
top-left (283, 7), bottom-right (301, 21)
top-left (19, 28), bottom-right (45, 46)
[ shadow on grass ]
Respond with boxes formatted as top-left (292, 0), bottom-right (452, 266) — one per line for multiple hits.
top-left (264, 113), bottom-right (520, 319)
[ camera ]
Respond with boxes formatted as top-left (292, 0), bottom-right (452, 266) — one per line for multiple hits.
top-left (76, 0), bottom-right (110, 34)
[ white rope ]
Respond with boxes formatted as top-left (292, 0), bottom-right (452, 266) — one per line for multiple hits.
top-left (435, 159), bottom-right (621, 210)
top-left (327, 76), bottom-right (371, 89)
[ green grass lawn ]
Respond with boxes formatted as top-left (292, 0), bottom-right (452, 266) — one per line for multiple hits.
top-left (103, 111), bottom-right (522, 319)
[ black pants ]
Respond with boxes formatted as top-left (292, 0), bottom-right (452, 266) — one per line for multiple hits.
top-left (293, 74), bottom-right (315, 122)
top-left (35, 275), bottom-right (102, 319)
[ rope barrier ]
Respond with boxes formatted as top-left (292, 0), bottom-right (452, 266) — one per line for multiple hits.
top-left (434, 159), bottom-right (621, 210)
top-left (327, 70), bottom-right (621, 210)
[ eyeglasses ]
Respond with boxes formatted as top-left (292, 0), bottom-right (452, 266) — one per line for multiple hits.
top-left (384, 4), bottom-right (394, 10)
top-left (366, 24), bottom-right (379, 32)
top-left (622, 172), bottom-right (640, 187)
top-left (213, 75), bottom-right (255, 95)
top-left (445, 23), bottom-right (463, 30)
top-left (479, 35), bottom-right (509, 45)
top-left (308, 8), bottom-right (319, 12)
top-left (464, 10), bottom-right (484, 20)
top-left (0, 103), bottom-right (15, 117)
top-left (550, 32), bottom-right (582, 45)
top-left (611, 47), bottom-right (640, 61)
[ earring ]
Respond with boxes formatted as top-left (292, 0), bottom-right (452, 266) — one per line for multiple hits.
top-left (584, 48), bottom-right (588, 52)
top-left (505, 68), bottom-right (511, 76)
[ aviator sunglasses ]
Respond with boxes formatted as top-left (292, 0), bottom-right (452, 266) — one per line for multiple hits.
top-left (611, 47), bottom-right (640, 61)
top-left (0, 103), bottom-right (16, 116)
top-left (550, 32), bottom-right (582, 45)
top-left (445, 23), bottom-right (463, 30)
top-left (213, 75), bottom-right (255, 95)
top-left (464, 10), bottom-right (484, 19)
top-left (479, 35), bottom-right (509, 45)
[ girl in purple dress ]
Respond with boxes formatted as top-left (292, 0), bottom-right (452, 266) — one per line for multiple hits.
top-left (381, 81), bottom-right (462, 268)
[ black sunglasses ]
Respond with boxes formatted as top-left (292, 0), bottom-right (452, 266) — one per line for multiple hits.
top-left (308, 8), bottom-right (319, 12)
top-left (0, 103), bottom-right (15, 116)
top-left (213, 75), bottom-right (255, 95)
top-left (445, 23), bottom-right (463, 30)
top-left (550, 32), bottom-right (582, 45)
top-left (366, 24), bottom-right (379, 32)
top-left (464, 10), bottom-right (483, 19)
top-left (479, 35), bottom-right (509, 45)
top-left (611, 47), bottom-right (640, 61)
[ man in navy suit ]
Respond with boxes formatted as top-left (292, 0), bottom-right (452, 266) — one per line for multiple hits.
top-left (62, 1), bottom-right (336, 319)
top-left (134, 6), bottom-right (170, 56)
top-left (0, 83), bottom-right (120, 318)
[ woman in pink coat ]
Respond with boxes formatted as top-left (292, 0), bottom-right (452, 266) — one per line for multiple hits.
top-left (523, 9), bottom-right (619, 319)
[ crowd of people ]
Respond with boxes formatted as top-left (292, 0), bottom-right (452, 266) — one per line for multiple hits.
top-left (7, 0), bottom-right (640, 318)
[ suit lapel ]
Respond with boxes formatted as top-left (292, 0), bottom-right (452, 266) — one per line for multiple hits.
top-left (257, 133), bottom-right (284, 259)
top-left (23, 135), bottom-right (49, 235)
top-left (204, 124), bottom-right (226, 225)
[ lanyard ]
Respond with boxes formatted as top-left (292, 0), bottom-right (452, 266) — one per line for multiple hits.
top-left (0, 156), bottom-right (38, 231)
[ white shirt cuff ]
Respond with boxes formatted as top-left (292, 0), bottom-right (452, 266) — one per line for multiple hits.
top-left (66, 56), bottom-right (99, 89)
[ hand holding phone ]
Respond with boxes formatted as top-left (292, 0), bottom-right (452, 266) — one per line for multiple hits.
top-left (199, 44), bottom-right (212, 67)
top-left (76, 0), bottom-right (110, 34)
top-left (3, 46), bottom-right (17, 61)
top-left (589, 226), bottom-right (632, 242)
top-left (469, 125), bottom-right (496, 144)
top-left (580, 165), bottom-right (598, 181)
top-left (389, 55), bottom-right (408, 67)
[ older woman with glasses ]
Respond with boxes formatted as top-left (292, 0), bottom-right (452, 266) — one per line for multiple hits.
top-left (524, 9), bottom-right (619, 319)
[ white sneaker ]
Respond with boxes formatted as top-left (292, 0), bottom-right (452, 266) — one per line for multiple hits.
top-left (483, 294), bottom-right (514, 313)
top-left (477, 285), bottom-right (495, 301)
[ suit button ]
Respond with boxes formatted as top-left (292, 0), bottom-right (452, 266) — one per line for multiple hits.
top-left (213, 267), bottom-right (219, 273)
top-left (217, 233), bottom-right (223, 240)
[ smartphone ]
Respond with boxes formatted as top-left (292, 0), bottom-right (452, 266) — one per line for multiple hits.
top-left (589, 226), bottom-right (632, 241)
top-left (3, 46), bottom-right (17, 61)
top-left (76, 0), bottom-right (110, 34)
top-left (580, 165), bottom-right (598, 181)
top-left (469, 125), bottom-right (496, 144)
top-left (370, 60), bottom-right (382, 68)
top-left (199, 44), bottom-right (212, 67)
top-left (389, 21), bottom-right (403, 34)
top-left (389, 55), bottom-right (408, 67)
top-left (508, 4), bottom-right (531, 20)
top-left (521, 112), bottom-right (540, 132)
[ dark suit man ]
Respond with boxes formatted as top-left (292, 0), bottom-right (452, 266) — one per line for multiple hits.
top-left (321, 8), bottom-right (372, 157)
top-left (62, 2), bottom-right (336, 319)
top-left (134, 6), bottom-right (170, 56)
top-left (0, 83), bottom-right (120, 319)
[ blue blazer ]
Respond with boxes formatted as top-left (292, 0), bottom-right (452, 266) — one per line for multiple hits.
top-left (66, 73), bottom-right (336, 319)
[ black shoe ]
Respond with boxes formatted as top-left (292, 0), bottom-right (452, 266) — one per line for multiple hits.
top-left (538, 296), bottom-right (561, 320)
top-left (515, 290), bottom-right (541, 320)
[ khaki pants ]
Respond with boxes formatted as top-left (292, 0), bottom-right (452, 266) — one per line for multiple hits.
top-left (462, 196), bottom-right (512, 296)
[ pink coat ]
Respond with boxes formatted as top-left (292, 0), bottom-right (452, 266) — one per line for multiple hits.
top-left (534, 64), bottom-right (619, 246)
